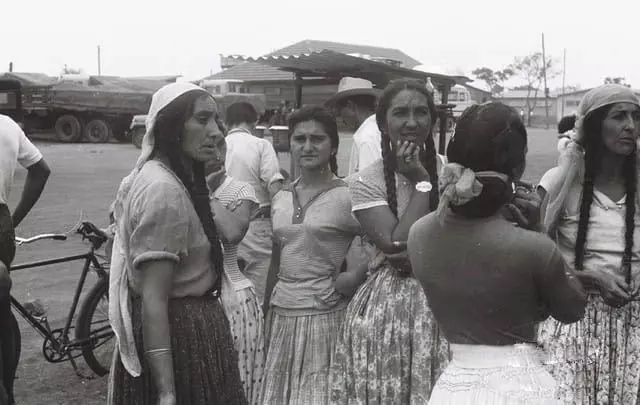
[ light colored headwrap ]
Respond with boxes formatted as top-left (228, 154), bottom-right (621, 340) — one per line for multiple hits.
top-left (436, 162), bottom-right (509, 223)
top-left (542, 84), bottom-right (640, 233)
top-left (108, 82), bottom-right (209, 377)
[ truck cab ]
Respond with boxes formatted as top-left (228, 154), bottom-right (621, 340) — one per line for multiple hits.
top-left (0, 79), bottom-right (23, 126)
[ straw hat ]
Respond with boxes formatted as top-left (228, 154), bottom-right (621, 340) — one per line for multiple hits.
top-left (324, 77), bottom-right (381, 109)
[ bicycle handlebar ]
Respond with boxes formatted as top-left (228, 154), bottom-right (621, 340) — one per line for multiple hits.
top-left (15, 234), bottom-right (68, 245)
top-left (14, 221), bottom-right (111, 250)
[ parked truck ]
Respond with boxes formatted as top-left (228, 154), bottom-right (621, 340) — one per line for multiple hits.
top-left (0, 73), bottom-right (175, 143)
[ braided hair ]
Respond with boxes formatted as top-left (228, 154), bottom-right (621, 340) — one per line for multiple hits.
top-left (376, 79), bottom-right (439, 216)
top-left (445, 102), bottom-right (528, 218)
top-left (150, 90), bottom-right (224, 279)
top-left (287, 105), bottom-right (340, 176)
top-left (573, 105), bottom-right (637, 276)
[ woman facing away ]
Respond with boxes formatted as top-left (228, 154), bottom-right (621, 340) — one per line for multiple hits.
top-left (108, 82), bottom-right (247, 405)
top-left (204, 133), bottom-right (265, 405)
top-left (408, 102), bottom-right (586, 404)
top-left (260, 106), bottom-right (368, 404)
top-left (537, 84), bottom-right (640, 404)
top-left (330, 79), bottom-right (449, 404)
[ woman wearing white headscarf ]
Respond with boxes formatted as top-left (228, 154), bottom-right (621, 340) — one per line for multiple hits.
top-left (537, 84), bottom-right (640, 404)
top-left (107, 83), bottom-right (247, 404)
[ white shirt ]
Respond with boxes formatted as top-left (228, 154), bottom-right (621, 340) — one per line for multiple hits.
top-left (225, 128), bottom-right (284, 207)
top-left (0, 114), bottom-right (43, 205)
top-left (348, 114), bottom-right (381, 176)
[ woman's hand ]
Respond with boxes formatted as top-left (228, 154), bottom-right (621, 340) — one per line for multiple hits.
top-left (395, 141), bottom-right (428, 183)
top-left (501, 183), bottom-right (542, 231)
top-left (594, 270), bottom-right (631, 308)
top-left (157, 392), bottom-right (177, 405)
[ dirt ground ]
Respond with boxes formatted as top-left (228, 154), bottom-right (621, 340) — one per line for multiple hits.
top-left (6, 128), bottom-right (558, 404)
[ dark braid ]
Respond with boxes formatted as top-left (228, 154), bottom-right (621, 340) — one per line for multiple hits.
top-left (622, 154), bottom-right (637, 282)
top-left (376, 79), bottom-right (440, 216)
top-left (329, 154), bottom-right (339, 176)
top-left (380, 134), bottom-right (399, 216)
top-left (152, 90), bottom-right (224, 280)
top-left (574, 146), bottom-right (597, 271)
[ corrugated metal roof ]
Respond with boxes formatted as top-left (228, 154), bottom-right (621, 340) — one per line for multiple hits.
top-left (218, 50), bottom-right (458, 87)
top-left (266, 39), bottom-right (422, 68)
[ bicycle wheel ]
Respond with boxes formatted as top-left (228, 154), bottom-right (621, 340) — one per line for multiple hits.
top-left (75, 277), bottom-right (114, 376)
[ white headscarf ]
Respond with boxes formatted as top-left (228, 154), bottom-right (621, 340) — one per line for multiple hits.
top-left (108, 82), bottom-right (209, 377)
top-left (543, 84), bottom-right (640, 232)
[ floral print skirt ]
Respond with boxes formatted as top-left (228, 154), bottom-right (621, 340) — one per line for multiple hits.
top-left (537, 295), bottom-right (640, 404)
top-left (329, 264), bottom-right (449, 405)
top-left (220, 275), bottom-right (265, 405)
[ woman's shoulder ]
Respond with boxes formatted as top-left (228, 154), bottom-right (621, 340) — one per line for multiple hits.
top-left (346, 159), bottom-right (385, 187)
top-left (131, 161), bottom-right (188, 202)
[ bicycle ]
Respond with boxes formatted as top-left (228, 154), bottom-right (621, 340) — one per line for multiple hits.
top-left (9, 221), bottom-right (114, 378)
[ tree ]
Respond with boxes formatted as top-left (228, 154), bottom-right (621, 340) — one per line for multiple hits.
top-left (471, 67), bottom-right (514, 96)
top-left (509, 52), bottom-right (558, 127)
top-left (604, 77), bottom-right (631, 87)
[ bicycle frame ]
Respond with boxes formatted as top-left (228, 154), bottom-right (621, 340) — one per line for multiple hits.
top-left (9, 250), bottom-right (108, 350)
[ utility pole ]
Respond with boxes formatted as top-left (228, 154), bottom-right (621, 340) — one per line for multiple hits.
top-left (541, 33), bottom-right (550, 129)
top-left (8, 62), bottom-right (13, 72)
top-left (561, 48), bottom-right (567, 117)
top-left (97, 45), bottom-right (102, 75)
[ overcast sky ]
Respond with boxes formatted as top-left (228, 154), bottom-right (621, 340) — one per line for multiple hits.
top-left (2, 0), bottom-right (639, 90)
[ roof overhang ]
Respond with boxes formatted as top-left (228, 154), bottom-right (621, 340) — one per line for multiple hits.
top-left (221, 50), bottom-right (463, 88)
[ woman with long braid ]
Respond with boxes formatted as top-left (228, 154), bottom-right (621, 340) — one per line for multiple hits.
top-left (538, 84), bottom-right (640, 404)
top-left (260, 106), bottom-right (366, 404)
top-left (108, 82), bottom-right (246, 405)
top-left (409, 102), bottom-right (586, 404)
top-left (330, 79), bottom-right (448, 404)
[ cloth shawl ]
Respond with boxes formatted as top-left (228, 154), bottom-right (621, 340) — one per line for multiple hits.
top-left (542, 84), bottom-right (640, 233)
top-left (108, 82), bottom-right (209, 377)
top-left (436, 162), bottom-right (510, 224)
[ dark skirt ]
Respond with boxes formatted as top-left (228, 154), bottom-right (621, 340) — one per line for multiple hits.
top-left (109, 294), bottom-right (248, 405)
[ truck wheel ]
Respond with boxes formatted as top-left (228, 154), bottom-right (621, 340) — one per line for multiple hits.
top-left (83, 119), bottom-right (112, 143)
top-left (54, 115), bottom-right (83, 142)
top-left (131, 127), bottom-right (145, 149)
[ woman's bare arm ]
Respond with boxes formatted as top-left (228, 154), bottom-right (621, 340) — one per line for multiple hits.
top-left (211, 200), bottom-right (255, 245)
top-left (139, 259), bottom-right (176, 400)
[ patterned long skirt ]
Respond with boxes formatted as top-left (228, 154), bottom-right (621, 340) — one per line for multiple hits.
top-left (429, 343), bottom-right (558, 404)
top-left (108, 295), bottom-right (247, 405)
top-left (220, 276), bottom-right (265, 405)
top-left (537, 295), bottom-right (640, 404)
top-left (329, 265), bottom-right (450, 405)
top-left (260, 307), bottom-right (346, 405)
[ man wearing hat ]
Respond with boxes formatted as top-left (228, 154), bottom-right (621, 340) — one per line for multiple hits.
top-left (325, 77), bottom-right (381, 175)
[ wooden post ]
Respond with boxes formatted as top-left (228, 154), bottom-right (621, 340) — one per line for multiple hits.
top-left (97, 45), bottom-right (102, 75)
top-left (8, 62), bottom-right (13, 72)
top-left (541, 33), bottom-right (550, 129)
top-left (561, 48), bottom-right (567, 118)
top-left (438, 84), bottom-right (450, 155)
top-left (294, 72), bottom-right (303, 108)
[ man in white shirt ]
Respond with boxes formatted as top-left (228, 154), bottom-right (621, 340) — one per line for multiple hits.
top-left (325, 77), bottom-right (381, 176)
top-left (224, 101), bottom-right (284, 305)
top-left (0, 114), bottom-right (50, 404)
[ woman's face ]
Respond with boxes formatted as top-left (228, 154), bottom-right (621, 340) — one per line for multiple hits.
top-left (600, 102), bottom-right (640, 156)
top-left (384, 89), bottom-right (432, 148)
top-left (290, 120), bottom-right (335, 172)
top-left (181, 95), bottom-right (224, 163)
top-left (204, 134), bottom-right (227, 174)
